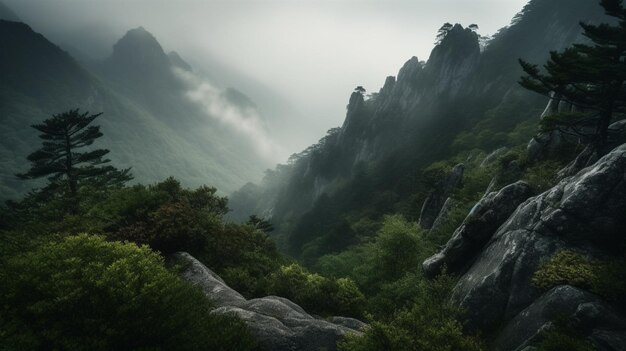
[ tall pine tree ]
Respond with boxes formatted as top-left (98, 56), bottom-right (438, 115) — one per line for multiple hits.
top-left (18, 109), bottom-right (132, 212)
top-left (519, 0), bottom-right (626, 153)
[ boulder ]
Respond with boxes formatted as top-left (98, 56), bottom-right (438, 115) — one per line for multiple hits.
top-left (428, 197), bottom-right (455, 234)
top-left (451, 143), bottom-right (626, 333)
top-left (172, 252), bottom-right (246, 307)
top-left (493, 285), bottom-right (626, 351)
top-left (480, 147), bottom-right (508, 167)
top-left (419, 163), bottom-right (465, 229)
top-left (170, 252), bottom-right (365, 351)
top-left (422, 181), bottom-right (532, 278)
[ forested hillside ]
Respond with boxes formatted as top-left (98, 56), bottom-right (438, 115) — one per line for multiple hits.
top-left (229, 0), bottom-right (606, 260)
top-left (2, 0), bottom-right (626, 350)
top-left (0, 19), bottom-right (272, 201)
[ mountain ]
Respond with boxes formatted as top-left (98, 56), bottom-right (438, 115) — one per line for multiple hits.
top-left (229, 0), bottom-right (608, 257)
top-left (0, 19), bottom-right (272, 200)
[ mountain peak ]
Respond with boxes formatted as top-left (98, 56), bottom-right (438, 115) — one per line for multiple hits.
top-left (108, 26), bottom-right (169, 69)
top-left (0, 1), bottom-right (20, 22)
top-left (397, 56), bottom-right (424, 84)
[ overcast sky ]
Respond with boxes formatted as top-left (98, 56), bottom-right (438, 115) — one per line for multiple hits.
top-left (4, 0), bottom-right (529, 161)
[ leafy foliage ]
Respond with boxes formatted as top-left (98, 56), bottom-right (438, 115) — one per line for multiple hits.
top-left (0, 234), bottom-right (258, 351)
top-left (265, 264), bottom-right (366, 317)
top-left (532, 250), bottom-right (626, 308)
top-left (338, 274), bottom-right (485, 351)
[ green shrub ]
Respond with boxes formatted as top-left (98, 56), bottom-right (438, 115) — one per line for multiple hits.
top-left (532, 250), bottom-right (626, 308)
top-left (532, 251), bottom-right (596, 291)
top-left (0, 234), bottom-right (258, 351)
top-left (370, 215), bottom-right (426, 282)
top-left (266, 263), bottom-right (366, 317)
top-left (339, 274), bottom-right (485, 351)
top-left (523, 159), bottom-right (562, 193)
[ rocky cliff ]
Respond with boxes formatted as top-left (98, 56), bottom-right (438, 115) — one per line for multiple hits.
top-left (425, 143), bottom-right (626, 350)
top-left (230, 0), bottom-right (608, 257)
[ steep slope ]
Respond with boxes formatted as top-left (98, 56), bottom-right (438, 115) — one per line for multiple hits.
top-left (0, 21), bottom-right (270, 200)
top-left (229, 0), bottom-right (607, 257)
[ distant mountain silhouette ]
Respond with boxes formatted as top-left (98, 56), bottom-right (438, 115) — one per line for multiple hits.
top-left (0, 20), bottom-right (272, 200)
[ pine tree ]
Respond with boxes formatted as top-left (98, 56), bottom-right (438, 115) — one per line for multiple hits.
top-left (18, 109), bottom-right (132, 212)
top-left (519, 0), bottom-right (626, 153)
top-left (246, 215), bottom-right (274, 233)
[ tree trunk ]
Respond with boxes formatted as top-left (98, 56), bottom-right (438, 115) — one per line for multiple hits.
top-left (64, 130), bottom-right (78, 214)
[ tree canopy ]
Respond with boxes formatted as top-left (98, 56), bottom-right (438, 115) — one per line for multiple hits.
top-left (18, 109), bottom-right (132, 212)
top-left (519, 0), bottom-right (626, 152)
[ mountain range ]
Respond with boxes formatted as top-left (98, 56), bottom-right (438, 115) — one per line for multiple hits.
top-left (0, 7), bottom-right (276, 200)
top-left (228, 0), bottom-right (608, 257)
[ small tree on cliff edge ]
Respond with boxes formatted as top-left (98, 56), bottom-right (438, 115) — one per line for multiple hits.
top-left (18, 109), bottom-right (132, 213)
top-left (519, 0), bottom-right (626, 153)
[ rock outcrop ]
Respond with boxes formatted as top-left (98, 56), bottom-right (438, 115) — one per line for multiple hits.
top-left (445, 143), bottom-right (626, 349)
top-left (423, 181), bottom-right (533, 278)
top-left (428, 197), bottom-right (455, 234)
top-left (418, 163), bottom-right (465, 230)
top-left (171, 252), bottom-right (365, 351)
top-left (493, 285), bottom-right (626, 351)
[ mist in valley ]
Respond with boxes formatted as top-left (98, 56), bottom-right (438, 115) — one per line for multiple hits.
top-left (3, 0), bottom-right (527, 163)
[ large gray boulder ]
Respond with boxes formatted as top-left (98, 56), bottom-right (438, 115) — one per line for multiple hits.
top-left (423, 181), bottom-right (532, 278)
top-left (451, 143), bottom-right (626, 337)
top-left (493, 285), bottom-right (626, 351)
top-left (170, 252), bottom-right (365, 351)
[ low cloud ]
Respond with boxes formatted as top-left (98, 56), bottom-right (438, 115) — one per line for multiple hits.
top-left (173, 67), bottom-right (285, 162)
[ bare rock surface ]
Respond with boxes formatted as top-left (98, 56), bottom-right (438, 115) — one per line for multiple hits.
top-left (171, 252), bottom-right (365, 351)
top-left (444, 143), bottom-right (626, 350)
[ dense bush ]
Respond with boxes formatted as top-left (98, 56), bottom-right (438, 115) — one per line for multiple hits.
top-left (0, 234), bottom-right (258, 351)
top-left (316, 215), bottom-right (427, 295)
top-left (90, 178), bottom-right (284, 298)
top-left (100, 178), bottom-right (227, 254)
top-left (532, 250), bottom-right (626, 308)
top-left (338, 274), bottom-right (485, 351)
top-left (266, 263), bottom-right (366, 317)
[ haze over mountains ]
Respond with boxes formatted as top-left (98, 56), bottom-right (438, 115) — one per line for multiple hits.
top-left (228, 0), bottom-right (607, 256)
top-left (0, 8), bottom-right (279, 199)
top-left (3, 0), bottom-right (626, 350)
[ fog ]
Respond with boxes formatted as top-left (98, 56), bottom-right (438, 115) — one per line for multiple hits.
top-left (3, 0), bottom-right (528, 162)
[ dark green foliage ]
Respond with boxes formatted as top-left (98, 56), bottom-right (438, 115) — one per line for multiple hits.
top-left (0, 234), bottom-right (258, 351)
top-left (519, 0), bottom-right (626, 151)
top-left (535, 319), bottom-right (597, 351)
top-left (265, 264), bottom-right (366, 317)
top-left (17, 109), bottom-right (132, 212)
top-left (247, 214), bottom-right (274, 233)
top-left (104, 178), bottom-right (227, 254)
top-left (91, 178), bottom-right (283, 298)
top-left (316, 215), bottom-right (428, 295)
top-left (338, 274), bottom-right (485, 351)
top-left (532, 250), bottom-right (626, 309)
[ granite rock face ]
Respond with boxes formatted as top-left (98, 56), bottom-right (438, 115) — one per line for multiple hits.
top-left (446, 143), bottom-right (626, 349)
top-left (493, 286), bottom-right (626, 351)
top-left (423, 181), bottom-right (533, 278)
top-left (171, 252), bottom-right (365, 351)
